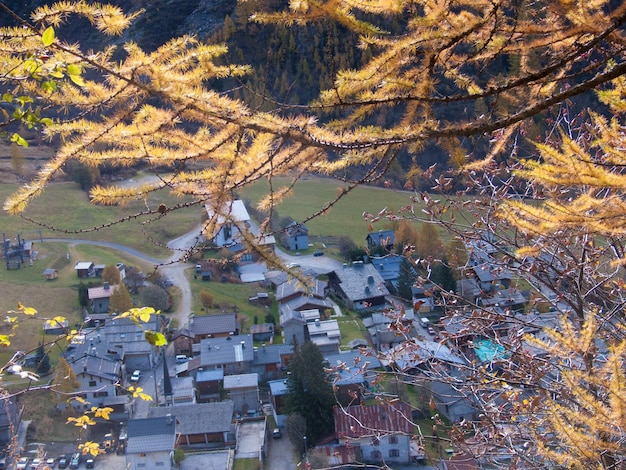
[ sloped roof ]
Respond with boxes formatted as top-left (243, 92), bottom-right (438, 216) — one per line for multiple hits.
top-left (190, 313), bottom-right (238, 336)
top-left (150, 402), bottom-right (233, 434)
top-left (334, 402), bottom-right (412, 438)
top-left (205, 199), bottom-right (250, 223)
top-left (371, 254), bottom-right (403, 281)
top-left (366, 230), bottom-right (396, 245)
top-left (251, 344), bottom-right (293, 366)
top-left (285, 221), bottom-right (308, 236)
top-left (87, 284), bottom-right (118, 300)
top-left (127, 416), bottom-right (176, 453)
top-left (276, 278), bottom-right (327, 302)
top-left (223, 373), bottom-right (258, 389)
top-left (330, 263), bottom-right (390, 301)
top-left (74, 261), bottom-right (94, 270)
top-left (200, 334), bottom-right (254, 368)
top-left (71, 354), bottom-right (120, 382)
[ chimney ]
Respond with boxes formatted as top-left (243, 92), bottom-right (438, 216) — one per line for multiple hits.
top-left (103, 282), bottom-right (110, 290)
top-left (207, 342), bottom-right (211, 350)
top-left (241, 341), bottom-right (245, 348)
top-left (97, 334), bottom-right (101, 343)
top-left (165, 413), bottom-right (172, 425)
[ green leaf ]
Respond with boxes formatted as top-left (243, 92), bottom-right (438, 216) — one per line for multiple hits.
top-left (1, 93), bottom-right (12, 103)
top-left (66, 64), bottom-right (82, 76)
top-left (10, 133), bottom-right (28, 148)
top-left (40, 117), bottom-right (54, 127)
top-left (42, 26), bottom-right (55, 47)
top-left (42, 81), bottom-right (57, 94)
top-left (49, 68), bottom-right (64, 79)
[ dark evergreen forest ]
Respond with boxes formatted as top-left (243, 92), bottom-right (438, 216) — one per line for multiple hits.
top-left (1, 0), bottom-right (602, 189)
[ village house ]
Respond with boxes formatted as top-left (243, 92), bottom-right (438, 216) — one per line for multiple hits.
top-left (191, 335), bottom-right (255, 376)
top-left (324, 349), bottom-right (381, 407)
top-left (283, 221), bottom-right (309, 251)
top-left (88, 282), bottom-right (118, 314)
top-left (189, 313), bottom-right (239, 340)
top-left (0, 397), bottom-right (23, 456)
top-left (280, 308), bottom-right (321, 346)
top-left (364, 311), bottom-right (416, 351)
top-left (366, 230), bottom-right (395, 253)
top-left (205, 199), bottom-right (251, 249)
top-left (126, 415), bottom-right (176, 470)
top-left (151, 402), bottom-right (234, 449)
top-left (250, 343), bottom-right (293, 382)
top-left (195, 369), bottom-right (224, 403)
top-left (327, 262), bottom-right (390, 311)
top-left (334, 402), bottom-right (414, 465)
top-left (307, 319), bottom-right (341, 354)
top-left (172, 328), bottom-right (195, 357)
top-left (268, 378), bottom-right (289, 427)
top-left (223, 373), bottom-right (260, 417)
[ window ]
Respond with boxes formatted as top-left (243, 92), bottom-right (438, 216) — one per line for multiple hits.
top-left (389, 436), bottom-right (398, 444)
top-left (371, 450), bottom-right (381, 460)
top-left (371, 437), bottom-right (380, 446)
top-left (389, 449), bottom-right (400, 458)
top-left (155, 463), bottom-right (164, 467)
top-left (89, 380), bottom-right (96, 387)
top-left (137, 464), bottom-right (146, 468)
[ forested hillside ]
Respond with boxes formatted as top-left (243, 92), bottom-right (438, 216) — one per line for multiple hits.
top-left (1, 0), bottom-right (601, 188)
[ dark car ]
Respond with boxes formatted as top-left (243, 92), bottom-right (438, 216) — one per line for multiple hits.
top-left (313, 250), bottom-right (324, 256)
top-left (69, 453), bottom-right (80, 470)
top-left (57, 455), bottom-right (70, 469)
top-left (85, 456), bottom-right (95, 468)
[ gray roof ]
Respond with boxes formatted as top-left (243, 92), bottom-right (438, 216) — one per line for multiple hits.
top-left (251, 344), bottom-right (293, 366)
top-left (71, 354), bottom-right (120, 382)
top-left (127, 416), bottom-right (176, 453)
top-left (276, 278), bottom-right (326, 302)
top-left (330, 263), bottom-right (390, 301)
top-left (169, 376), bottom-right (195, 400)
top-left (196, 369), bottom-right (224, 382)
top-left (200, 334), bottom-right (254, 368)
top-left (190, 313), bottom-right (238, 336)
top-left (223, 373), bottom-right (258, 390)
top-left (268, 379), bottom-right (289, 396)
top-left (150, 402), bottom-right (233, 434)
top-left (324, 349), bottom-right (381, 371)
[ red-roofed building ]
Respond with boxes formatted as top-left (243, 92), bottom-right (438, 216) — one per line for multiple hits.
top-left (334, 402), bottom-right (413, 465)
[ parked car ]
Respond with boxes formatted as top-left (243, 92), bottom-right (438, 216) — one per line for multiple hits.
top-left (85, 456), bottom-right (95, 468)
top-left (272, 428), bottom-right (282, 439)
top-left (130, 370), bottom-right (142, 382)
top-left (15, 458), bottom-right (29, 470)
top-left (57, 454), bottom-right (70, 469)
top-left (45, 457), bottom-right (57, 468)
top-left (427, 327), bottom-right (436, 335)
top-left (29, 459), bottom-right (41, 469)
top-left (313, 250), bottom-right (324, 256)
top-left (69, 453), bottom-right (80, 469)
top-left (175, 355), bottom-right (189, 364)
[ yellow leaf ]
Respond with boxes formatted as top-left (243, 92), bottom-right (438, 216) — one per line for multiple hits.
top-left (42, 26), bottom-right (55, 46)
top-left (0, 335), bottom-right (11, 347)
top-left (144, 330), bottom-right (167, 347)
top-left (69, 74), bottom-right (85, 87)
top-left (17, 303), bottom-right (37, 315)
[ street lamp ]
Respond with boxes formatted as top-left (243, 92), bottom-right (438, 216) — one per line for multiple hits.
top-left (303, 436), bottom-right (310, 470)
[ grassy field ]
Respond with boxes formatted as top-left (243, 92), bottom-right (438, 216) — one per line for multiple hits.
top-left (240, 176), bottom-right (456, 246)
top-left (0, 181), bottom-right (200, 258)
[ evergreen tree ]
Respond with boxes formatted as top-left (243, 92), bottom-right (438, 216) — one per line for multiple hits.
top-left (286, 341), bottom-right (335, 443)
top-left (430, 258), bottom-right (456, 295)
top-left (78, 282), bottom-right (89, 308)
top-left (396, 257), bottom-right (416, 301)
top-left (33, 343), bottom-right (50, 376)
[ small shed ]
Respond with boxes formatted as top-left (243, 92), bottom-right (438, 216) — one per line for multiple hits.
top-left (74, 261), bottom-right (95, 278)
top-left (43, 268), bottom-right (58, 280)
top-left (250, 323), bottom-right (274, 342)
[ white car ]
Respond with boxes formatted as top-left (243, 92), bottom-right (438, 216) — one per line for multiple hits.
top-left (130, 370), bottom-right (142, 382)
top-left (16, 457), bottom-right (29, 470)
